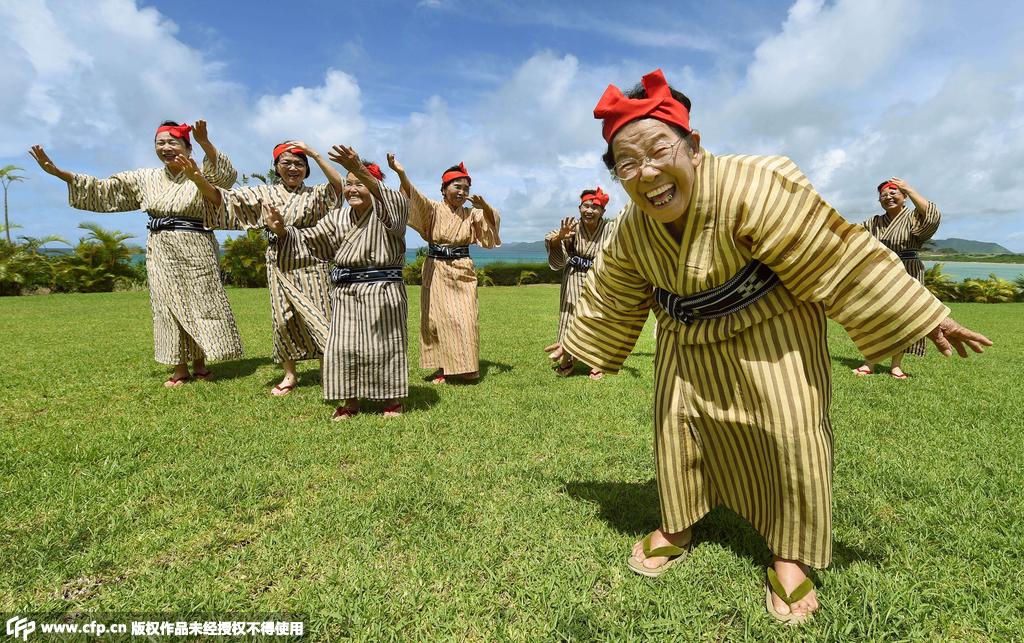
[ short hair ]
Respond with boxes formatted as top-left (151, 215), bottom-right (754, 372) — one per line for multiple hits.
top-left (273, 140), bottom-right (310, 178)
top-left (579, 189), bottom-right (598, 200)
top-left (156, 120), bottom-right (191, 148)
top-left (601, 84), bottom-right (693, 171)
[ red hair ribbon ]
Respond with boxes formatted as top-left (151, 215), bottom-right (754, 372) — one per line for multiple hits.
top-left (878, 181), bottom-right (900, 193)
top-left (581, 187), bottom-right (610, 207)
top-left (441, 162), bottom-right (471, 186)
top-left (364, 163), bottom-right (383, 181)
top-left (593, 69), bottom-right (690, 143)
top-left (273, 143), bottom-right (306, 162)
top-left (156, 124), bottom-right (192, 143)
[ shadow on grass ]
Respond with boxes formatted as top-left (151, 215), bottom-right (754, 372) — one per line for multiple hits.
top-left (832, 355), bottom-right (875, 371)
top-left (421, 359), bottom-right (514, 385)
top-left (564, 479), bottom-right (881, 571)
top-left (205, 357), bottom-right (274, 381)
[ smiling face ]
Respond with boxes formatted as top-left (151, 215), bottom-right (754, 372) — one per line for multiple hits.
top-left (611, 119), bottom-right (702, 225)
top-left (344, 172), bottom-right (372, 214)
top-left (879, 186), bottom-right (905, 215)
top-left (442, 177), bottom-right (470, 209)
top-left (275, 152), bottom-right (308, 189)
top-left (578, 200), bottom-right (605, 226)
top-left (154, 132), bottom-right (190, 167)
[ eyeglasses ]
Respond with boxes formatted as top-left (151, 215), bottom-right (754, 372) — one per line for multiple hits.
top-left (610, 137), bottom-right (686, 181)
top-left (277, 161), bottom-right (306, 170)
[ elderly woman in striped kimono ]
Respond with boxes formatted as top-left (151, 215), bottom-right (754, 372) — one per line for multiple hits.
top-left (549, 70), bottom-right (990, 624)
top-left (386, 156), bottom-right (501, 384)
top-left (29, 121), bottom-right (242, 387)
top-left (178, 141), bottom-right (342, 396)
top-left (265, 145), bottom-right (409, 420)
top-left (852, 178), bottom-right (941, 380)
top-left (543, 187), bottom-right (615, 380)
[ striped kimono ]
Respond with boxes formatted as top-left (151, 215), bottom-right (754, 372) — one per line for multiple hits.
top-left (861, 202), bottom-right (941, 356)
top-left (278, 183), bottom-right (409, 401)
top-left (563, 152), bottom-right (949, 568)
top-left (545, 217), bottom-right (616, 342)
top-left (205, 182), bottom-right (338, 363)
top-left (407, 187), bottom-right (501, 376)
top-left (68, 155), bottom-right (243, 365)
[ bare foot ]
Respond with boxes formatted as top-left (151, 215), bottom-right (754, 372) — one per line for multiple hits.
top-left (164, 366), bottom-right (190, 388)
top-left (629, 528), bottom-right (691, 570)
top-left (271, 377), bottom-right (297, 396)
top-left (588, 368), bottom-right (604, 380)
top-left (331, 400), bottom-right (359, 421)
top-left (852, 364), bottom-right (873, 376)
top-left (890, 367), bottom-right (909, 380)
top-left (770, 558), bottom-right (819, 618)
top-left (382, 400), bottom-right (403, 417)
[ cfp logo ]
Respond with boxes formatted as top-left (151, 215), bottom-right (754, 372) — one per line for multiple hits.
top-left (6, 617), bottom-right (35, 641)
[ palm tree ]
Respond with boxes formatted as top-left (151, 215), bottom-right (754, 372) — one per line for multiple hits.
top-left (1, 165), bottom-right (27, 243)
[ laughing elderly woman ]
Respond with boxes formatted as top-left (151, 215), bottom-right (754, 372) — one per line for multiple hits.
top-left (550, 69), bottom-right (990, 624)
top-left (29, 120), bottom-right (242, 387)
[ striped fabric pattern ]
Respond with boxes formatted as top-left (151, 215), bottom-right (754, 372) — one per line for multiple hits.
top-left (861, 202), bottom-right (941, 356)
top-left (279, 183), bottom-right (409, 401)
top-left (563, 151), bottom-right (949, 568)
top-left (207, 182), bottom-right (338, 362)
top-left (407, 186), bottom-right (501, 375)
top-left (68, 154), bottom-right (243, 365)
top-left (545, 216), bottom-right (617, 341)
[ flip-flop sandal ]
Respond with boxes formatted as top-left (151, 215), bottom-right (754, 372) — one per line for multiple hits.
top-left (192, 370), bottom-right (214, 381)
top-left (164, 374), bottom-right (192, 388)
top-left (588, 368), bottom-right (604, 380)
top-left (382, 402), bottom-right (404, 417)
top-left (765, 566), bottom-right (815, 625)
top-left (553, 357), bottom-right (576, 377)
top-left (891, 371), bottom-right (909, 380)
top-left (431, 373), bottom-right (447, 385)
top-left (626, 532), bottom-right (691, 578)
top-left (851, 365), bottom-right (873, 376)
top-left (331, 405), bottom-right (359, 421)
top-left (271, 383), bottom-right (296, 396)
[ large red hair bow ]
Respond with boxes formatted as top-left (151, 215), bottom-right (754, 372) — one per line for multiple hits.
top-left (593, 69), bottom-right (690, 143)
top-left (581, 187), bottom-right (610, 207)
top-left (156, 123), bottom-right (192, 143)
top-left (364, 162), bottom-right (384, 181)
top-left (441, 162), bottom-right (471, 186)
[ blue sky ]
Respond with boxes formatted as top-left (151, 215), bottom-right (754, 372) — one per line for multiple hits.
top-left (2, 0), bottom-right (1022, 250)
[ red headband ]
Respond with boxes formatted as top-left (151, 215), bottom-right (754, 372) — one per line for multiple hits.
top-left (441, 162), bottom-right (471, 186)
top-left (364, 163), bottom-right (383, 181)
top-left (273, 144), bottom-right (306, 162)
top-left (156, 124), bottom-right (192, 144)
top-left (593, 69), bottom-right (691, 143)
top-left (878, 181), bottom-right (900, 194)
top-left (581, 187), bottom-right (610, 207)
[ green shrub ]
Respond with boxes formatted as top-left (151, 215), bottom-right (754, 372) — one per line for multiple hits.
top-left (54, 223), bottom-right (142, 293)
top-left (220, 230), bottom-right (268, 288)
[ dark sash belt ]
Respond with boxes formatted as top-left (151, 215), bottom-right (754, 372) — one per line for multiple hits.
top-left (654, 260), bottom-right (781, 325)
top-left (567, 255), bottom-right (594, 271)
top-left (330, 266), bottom-right (403, 285)
top-left (427, 243), bottom-right (470, 260)
top-left (897, 249), bottom-right (919, 261)
top-left (147, 216), bottom-right (211, 233)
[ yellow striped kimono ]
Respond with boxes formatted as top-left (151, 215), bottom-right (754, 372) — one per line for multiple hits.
top-left (68, 155), bottom-right (243, 365)
top-left (205, 182), bottom-right (338, 363)
top-left (545, 217), bottom-right (616, 342)
top-left (279, 183), bottom-right (409, 401)
top-left (861, 202), bottom-right (941, 356)
top-left (563, 151), bottom-right (949, 568)
top-left (407, 187), bottom-right (501, 376)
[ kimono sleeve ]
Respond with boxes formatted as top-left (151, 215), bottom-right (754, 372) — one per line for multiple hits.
top-left (735, 158), bottom-right (949, 363)
top-left (279, 211), bottom-right (340, 265)
top-left (405, 184), bottom-right (436, 240)
top-left (544, 230), bottom-right (568, 271)
top-left (67, 170), bottom-right (143, 213)
top-left (373, 182), bottom-right (409, 235)
top-left (561, 209), bottom-right (653, 374)
top-left (471, 207), bottom-right (501, 248)
top-left (205, 186), bottom-right (262, 230)
top-left (201, 152), bottom-right (238, 188)
top-left (308, 182), bottom-right (340, 221)
top-left (910, 201), bottom-right (941, 241)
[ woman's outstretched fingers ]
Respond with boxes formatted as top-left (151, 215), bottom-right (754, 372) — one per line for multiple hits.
top-left (927, 317), bottom-right (992, 357)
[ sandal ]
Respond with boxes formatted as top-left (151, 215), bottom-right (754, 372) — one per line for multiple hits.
top-left (851, 365), bottom-right (873, 376)
top-left (891, 369), bottom-right (909, 380)
top-left (588, 368), bottom-right (604, 381)
top-left (164, 374), bottom-right (191, 388)
top-left (331, 405), bottom-right (359, 421)
top-left (431, 373), bottom-right (447, 385)
top-left (553, 356), bottom-right (575, 377)
top-left (192, 370), bottom-right (214, 381)
top-left (382, 402), bottom-right (404, 417)
top-left (765, 566), bottom-right (815, 625)
top-left (271, 383), bottom-right (296, 396)
top-left (626, 532), bottom-right (691, 578)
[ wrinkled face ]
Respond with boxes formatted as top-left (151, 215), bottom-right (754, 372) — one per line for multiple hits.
top-left (345, 172), bottom-right (372, 212)
top-left (154, 132), bottom-right (190, 166)
top-left (879, 186), bottom-right (905, 214)
top-left (611, 119), bottom-right (702, 225)
top-left (275, 152), bottom-right (307, 189)
top-left (442, 178), bottom-right (471, 208)
top-left (578, 200), bottom-right (605, 225)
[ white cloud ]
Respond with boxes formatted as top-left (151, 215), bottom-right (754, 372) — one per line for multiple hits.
top-left (250, 70), bottom-right (365, 154)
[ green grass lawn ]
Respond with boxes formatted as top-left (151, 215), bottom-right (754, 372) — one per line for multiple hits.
top-left (1, 287), bottom-right (1022, 640)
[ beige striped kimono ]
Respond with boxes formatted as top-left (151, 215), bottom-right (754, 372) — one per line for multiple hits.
top-left (861, 202), bottom-right (941, 356)
top-left (545, 217), bottom-right (616, 342)
top-left (563, 151), bottom-right (949, 568)
top-left (205, 182), bottom-right (338, 363)
top-left (279, 183), bottom-right (409, 401)
top-left (68, 155), bottom-right (243, 365)
top-left (407, 187), bottom-right (501, 375)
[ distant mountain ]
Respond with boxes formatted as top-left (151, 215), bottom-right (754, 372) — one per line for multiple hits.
top-left (931, 238), bottom-right (1014, 254)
